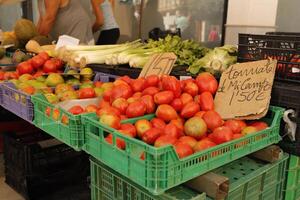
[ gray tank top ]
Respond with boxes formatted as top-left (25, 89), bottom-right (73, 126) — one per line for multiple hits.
top-left (100, 0), bottom-right (119, 30)
top-left (43, 0), bottom-right (94, 44)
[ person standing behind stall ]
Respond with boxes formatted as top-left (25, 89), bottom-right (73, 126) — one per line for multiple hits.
top-left (91, 0), bottom-right (120, 45)
top-left (37, 0), bottom-right (94, 44)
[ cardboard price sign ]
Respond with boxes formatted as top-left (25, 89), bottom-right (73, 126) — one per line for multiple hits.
top-left (139, 53), bottom-right (177, 77)
top-left (214, 59), bottom-right (277, 120)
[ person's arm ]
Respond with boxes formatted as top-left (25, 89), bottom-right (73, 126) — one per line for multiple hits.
top-left (38, 0), bottom-right (60, 36)
top-left (91, 0), bottom-right (104, 33)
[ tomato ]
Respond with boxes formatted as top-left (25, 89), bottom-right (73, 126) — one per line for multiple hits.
top-left (43, 60), bottom-right (57, 73)
top-left (247, 121), bottom-right (268, 131)
top-left (120, 123), bottom-right (137, 138)
top-left (103, 90), bottom-right (112, 101)
top-left (96, 106), bottom-right (121, 117)
top-left (85, 104), bottom-right (98, 113)
top-left (119, 76), bottom-right (132, 85)
top-left (94, 81), bottom-right (103, 88)
top-left (151, 118), bottom-right (166, 130)
top-left (194, 95), bottom-right (201, 104)
top-left (17, 61), bottom-right (34, 75)
top-left (195, 72), bottom-right (218, 95)
top-left (51, 58), bottom-right (64, 70)
top-left (194, 111), bottom-right (205, 118)
top-left (142, 86), bottom-right (160, 96)
top-left (68, 105), bottom-right (85, 115)
top-left (202, 111), bottom-right (223, 131)
top-left (237, 120), bottom-right (247, 130)
top-left (224, 119), bottom-right (242, 134)
top-left (184, 117), bottom-right (207, 140)
top-left (99, 113), bottom-right (121, 129)
top-left (135, 119), bottom-right (152, 138)
top-left (174, 142), bottom-right (194, 158)
top-left (99, 99), bottom-right (110, 109)
top-left (170, 118), bottom-right (184, 132)
top-left (38, 52), bottom-right (50, 61)
top-left (126, 101), bottom-right (146, 118)
top-left (0, 71), bottom-right (4, 80)
top-left (164, 123), bottom-right (182, 138)
top-left (133, 92), bottom-right (142, 98)
top-left (180, 101), bottom-right (200, 118)
top-left (31, 56), bottom-right (45, 70)
top-left (112, 98), bottom-right (129, 114)
top-left (154, 90), bottom-right (174, 105)
top-left (154, 135), bottom-right (177, 148)
top-left (140, 95), bottom-right (156, 114)
top-left (105, 134), bottom-right (125, 150)
top-left (178, 136), bottom-right (197, 148)
top-left (127, 96), bottom-right (140, 104)
top-left (110, 84), bottom-right (133, 102)
top-left (156, 104), bottom-right (178, 122)
top-left (171, 98), bottom-right (183, 112)
top-left (142, 128), bottom-right (162, 144)
top-left (33, 71), bottom-right (44, 79)
top-left (161, 75), bottom-right (181, 97)
top-left (114, 79), bottom-right (130, 87)
top-left (183, 81), bottom-right (199, 97)
top-left (200, 92), bottom-right (214, 111)
top-left (145, 75), bottom-right (160, 87)
top-left (209, 126), bottom-right (233, 144)
top-left (130, 78), bottom-right (146, 92)
top-left (180, 93), bottom-right (193, 105)
top-left (193, 139), bottom-right (216, 152)
top-left (78, 88), bottom-right (96, 99)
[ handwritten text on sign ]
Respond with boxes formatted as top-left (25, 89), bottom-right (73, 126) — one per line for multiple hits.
top-left (139, 53), bottom-right (177, 77)
top-left (214, 59), bottom-right (277, 119)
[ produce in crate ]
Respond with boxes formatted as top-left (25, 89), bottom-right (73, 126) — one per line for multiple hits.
top-left (85, 73), bottom-right (269, 159)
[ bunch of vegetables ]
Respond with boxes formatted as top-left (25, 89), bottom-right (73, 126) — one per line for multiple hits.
top-left (56, 73), bottom-right (268, 159)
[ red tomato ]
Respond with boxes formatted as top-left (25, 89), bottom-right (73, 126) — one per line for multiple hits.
top-left (78, 88), bottom-right (96, 99)
top-left (194, 95), bottom-right (201, 105)
top-left (142, 86), bottom-right (160, 96)
top-left (248, 121), bottom-right (268, 131)
top-left (126, 101), bottom-right (146, 118)
top-left (180, 93), bottom-right (193, 105)
top-left (174, 142), bottom-right (194, 158)
top-left (180, 101), bottom-right (200, 118)
top-left (114, 79), bottom-right (130, 87)
top-left (130, 78), bottom-right (146, 92)
top-left (156, 104), bottom-right (178, 122)
top-left (0, 71), bottom-right (4, 80)
top-left (171, 98), bottom-right (183, 112)
top-left (142, 128), bottom-right (163, 144)
top-left (170, 118), bottom-right (184, 133)
top-left (145, 75), bottom-right (159, 87)
top-left (224, 120), bottom-right (242, 134)
top-left (99, 99), bottom-right (110, 109)
top-left (96, 106), bottom-right (121, 117)
top-left (43, 60), bottom-right (57, 73)
top-left (17, 61), bottom-right (34, 75)
top-left (200, 92), bottom-right (214, 111)
top-left (120, 123), bottom-right (137, 138)
top-left (51, 58), bottom-right (64, 70)
top-left (105, 134), bottom-right (125, 150)
top-left (209, 126), bottom-right (233, 144)
top-left (133, 92), bottom-right (142, 98)
top-left (154, 90), bottom-right (174, 105)
top-left (163, 123), bottom-right (181, 138)
top-left (154, 135), bottom-right (177, 148)
top-left (196, 72), bottom-right (218, 95)
top-left (68, 105), bottom-right (85, 115)
top-left (119, 76), bottom-right (132, 85)
top-left (178, 136), bottom-right (197, 148)
top-left (31, 56), bottom-right (45, 70)
top-left (237, 120), bottom-right (247, 130)
top-left (85, 104), bottom-right (98, 113)
top-left (193, 139), bottom-right (216, 152)
top-left (151, 118), bottom-right (166, 130)
top-left (38, 52), bottom-right (50, 61)
top-left (202, 111), bottom-right (223, 131)
top-left (161, 75), bottom-right (181, 97)
top-left (194, 111), bottom-right (205, 118)
top-left (135, 119), bottom-right (152, 138)
top-left (140, 95), bottom-right (156, 114)
top-left (99, 113), bottom-right (121, 129)
top-left (183, 81), bottom-right (199, 97)
top-left (112, 98), bottom-right (129, 114)
top-left (94, 81), bottom-right (103, 88)
top-left (110, 84), bottom-right (133, 102)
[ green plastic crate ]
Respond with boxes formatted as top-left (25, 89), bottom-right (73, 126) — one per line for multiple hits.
top-left (284, 155), bottom-right (300, 200)
top-left (32, 94), bottom-right (93, 151)
top-left (82, 106), bottom-right (284, 195)
top-left (90, 157), bottom-right (206, 200)
top-left (211, 153), bottom-right (289, 200)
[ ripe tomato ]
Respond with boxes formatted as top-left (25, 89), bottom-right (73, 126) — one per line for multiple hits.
top-left (163, 123), bottom-right (181, 138)
top-left (247, 121), bottom-right (268, 131)
top-left (105, 134), bottom-right (125, 150)
top-left (68, 105), bottom-right (85, 115)
top-left (151, 118), bottom-right (166, 130)
top-left (156, 104), bottom-right (178, 122)
top-left (135, 119), bottom-right (152, 138)
top-left (38, 52), bottom-right (50, 61)
top-left (126, 101), bottom-right (146, 118)
top-left (99, 99), bottom-right (110, 109)
top-left (130, 78), bottom-right (146, 92)
top-left (193, 139), bottom-right (216, 152)
top-left (96, 106), bottom-right (121, 117)
top-left (171, 98), bottom-right (183, 112)
top-left (154, 135), bottom-right (177, 148)
top-left (51, 58), bottom-right (64, 70)
top-left (194, 111), bottom-right (206, 118)
top-left (180, 101), bottom-right (200, 118)
top-left (161, 75), bottom-right (181, 97)
top-left (180, 93), bottom-right (193, 105)
top-left (183, 81), bottom-right (199, 97)
top-left (209, 126), bottom-right (233, 144)
top-left (43, 60), bottom-right (57, 73)
top-left (178, 136), bottom-right (197, 148)
top-left (142, 86), bottom-right (160, 96)
top-left (140, 95), bottom-right (156, 114)
top-left (145, 75), bottom-right (160, 87)
top-left (78, 88), bottom-right (96, 99)
top-left (224, 119), bottom-right (242, 134)
top-left (184, 117), bottom-right (207, 140)
top-left (110, 84), bottom-right (133, 102)
top-left (99, 113), bottom-right (121, 129)
top-left (142, 128), bottom-right (162, 144)
top-left (118, 76), bottom-right (132, 85)
top-left (154, 90), bottom-right (174, 105)
top-left (200, 92), bottom-right (214, 111)
top-left (112, 98), bottom-right (129, 114)
top-left (202, 111), bottom-right (223, 131)
top-left (120, 123), bottom-right (137, 138)
top-left (85, 104), bottom-right (98, 113)
top-left (17, 61), bottom-right (34, 75)
top-left (174, 142), bottom-right (194, 159)
top-left (31, 56), bottom-right (45, 70)
top-left (196, 72), bottom-right (218, 95)
top-left (103, 90), bottom-right (113, 102)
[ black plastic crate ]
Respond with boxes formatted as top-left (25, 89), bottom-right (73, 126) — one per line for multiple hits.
top-left (3, 131), bottom-right (89, 200)
top-left (238, 33), bottom-right (300, 83)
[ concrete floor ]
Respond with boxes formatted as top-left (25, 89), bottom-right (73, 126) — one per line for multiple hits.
top-left (0, 154), bottom-right (25, 200)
